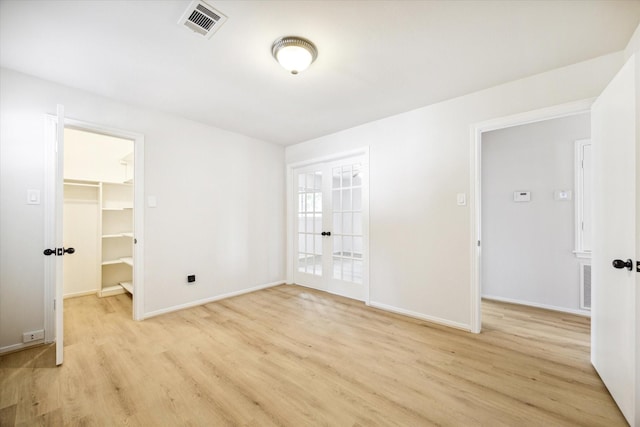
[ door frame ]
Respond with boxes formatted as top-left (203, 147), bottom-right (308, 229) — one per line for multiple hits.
top-left (44, 115), bottom-right (145, 339)
top-left (469, 98), bottom-right (595, 333)
top-left (286, 147), bottom-right (370, 304)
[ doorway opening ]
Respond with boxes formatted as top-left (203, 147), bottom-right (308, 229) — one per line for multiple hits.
top-left (470, 99), bottom-right (594, 333)
top-left (63, 127), bottom-right (135, 308)
top-left (45, 115), bottom-right (145, 348)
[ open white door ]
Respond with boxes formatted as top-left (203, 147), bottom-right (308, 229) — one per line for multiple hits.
top-left (55, 105), bottom-right (65, 365)
top-left (591, 54), bottom-right (638, 425)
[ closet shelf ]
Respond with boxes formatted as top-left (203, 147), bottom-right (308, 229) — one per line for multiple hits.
top-left (102, 257), bottom-right (134, 266)
top-left (119, 281), bottom-right (133, 294)
top-left (102, 207), bottom-right (133, 211)
top-left (64, 181), bottom-right (100, 188)
top-left (102, 233), bottom-right (133, 239)
top-left (102, 181), bottom-right (133, 186)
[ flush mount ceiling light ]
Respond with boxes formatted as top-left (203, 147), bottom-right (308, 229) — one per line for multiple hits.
top-left (271, 36), bottom-right (318, 75)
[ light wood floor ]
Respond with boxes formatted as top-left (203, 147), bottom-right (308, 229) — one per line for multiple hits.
top-left (0, 285), bottom-right (626, 426)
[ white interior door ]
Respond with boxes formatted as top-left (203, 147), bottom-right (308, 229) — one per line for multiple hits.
top-left (55, 105), bottom-right (65, 366)
top-left (591, 54), bottom-right (637, 425)
top-left (293, 155), bottom-right (368, 301)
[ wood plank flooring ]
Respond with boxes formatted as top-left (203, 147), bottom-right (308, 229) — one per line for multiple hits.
top-left (0, 285), bottom-right (626, 426)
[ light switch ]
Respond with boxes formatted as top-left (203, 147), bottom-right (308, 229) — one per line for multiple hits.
top-left (147, 196), bottom-right (157, 208)
top-left (456, 193), bottom-right (466, 206)
top-left (554, 190), bottom-right (572, 201)
top-left (27, 189), bottom-right (40, 205)
top-left (513, 191), bottom-right (531, 202)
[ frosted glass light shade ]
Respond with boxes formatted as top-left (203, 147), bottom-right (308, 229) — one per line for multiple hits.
top-left (272, 36), bottom-right (317, 75)
top-left (277, 46), bottom-right (313, 74)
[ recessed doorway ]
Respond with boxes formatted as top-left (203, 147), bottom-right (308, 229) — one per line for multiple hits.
top-left (63, 128), bottom-right (136, 306)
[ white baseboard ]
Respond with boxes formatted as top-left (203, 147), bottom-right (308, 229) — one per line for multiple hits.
top-left (143, 280), bottom-right (285, 319)
top-left (368, 301), bottom-right (471, 332)
top-left (64, 289), bottom-right (98, 299)
top-left (482, 294), bottom-right (591, 317)
top-left (0, 340), bottom-right (45, 355)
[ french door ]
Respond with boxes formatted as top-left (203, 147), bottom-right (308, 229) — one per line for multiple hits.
top-left (293, 155), bottom-right (368, 301)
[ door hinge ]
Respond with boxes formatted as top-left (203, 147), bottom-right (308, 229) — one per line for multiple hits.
top-left (477, 240), bottom-right (481, 247)
top-left (53, 299), bottom-right (56, 310)
top-left (581, 221), bottom-right (584, 231)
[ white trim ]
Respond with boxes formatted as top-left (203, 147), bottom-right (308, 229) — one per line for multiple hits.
top-left (482, 295), bottom-right (591, 317)
top-left (132, 127), bottom-right (145, 321)
top-left (286, 147), bottom-right (371, 304)
top-left (43, 115), bottom-right (57, 344)
top-left (0, 341), bottom-right (46, 356)
top-left (470, 98), bottom-right (595, 334)
top-left (143, 281), bottom-right (285, 319)
top-left (573, 250), bottom-right (592, 259)
top-left (362, 157), bottom-right (370, 305)
top-left (285, 164), bottom-right (294, 284)
top-left (574, 139), bottom-right (592, 256)
top-left (369, 301), bottom-right (472, 331)
top-left (64, 290), bottom-right (98, 299)
top-left (469, 124), bottom-right (482, 334)
top-left (55, 105), bottom-right (64, 366)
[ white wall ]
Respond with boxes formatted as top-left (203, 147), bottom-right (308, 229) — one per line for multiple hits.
top-left (0, 68), bottom-right (285, 351)
top-left (285, 52), bottom-right (623, 330)
top-left (481, 113), bottom-right (590, 313)
top-left (63, 185), bottom-right (100, 297)
top-left (64, 128), bottom-right (133, 183)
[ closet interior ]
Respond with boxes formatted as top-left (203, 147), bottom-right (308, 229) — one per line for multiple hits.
top-left (63, 128), bottom-right (135, 300)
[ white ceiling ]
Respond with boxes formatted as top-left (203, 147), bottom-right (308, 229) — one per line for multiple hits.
top-left (1, 1), bottom-right (639, 145)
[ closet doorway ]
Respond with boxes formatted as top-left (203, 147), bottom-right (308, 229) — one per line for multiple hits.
top-left (62, 124), bottom-right (143, 320)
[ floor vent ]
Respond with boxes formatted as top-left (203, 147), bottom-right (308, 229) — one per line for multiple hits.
top-left (178, 0), bottom-right (227, 39)
top-left (580, 263), bottom-right (591, 310)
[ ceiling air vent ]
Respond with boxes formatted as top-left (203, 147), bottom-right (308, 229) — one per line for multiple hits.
top-left (178, 0), bottom-right (227, 39)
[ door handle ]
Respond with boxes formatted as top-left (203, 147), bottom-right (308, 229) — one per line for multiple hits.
top-left (321, 231), bottom-right (331, 236)
top-left (612, 259), bottom-right (633, 271)
top-left (43, 247), bottom-right (76, 256)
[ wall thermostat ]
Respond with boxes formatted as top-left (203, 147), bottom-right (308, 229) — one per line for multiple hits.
top-left (513, 191), bottom-right (531, 202)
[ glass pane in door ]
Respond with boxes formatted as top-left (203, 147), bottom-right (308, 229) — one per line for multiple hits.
top-left (331, 163), bottom-right (363, 283)
top-left (297, 171), bottom-right (322, 276)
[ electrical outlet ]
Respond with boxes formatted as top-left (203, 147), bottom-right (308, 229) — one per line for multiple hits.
top-left (187, 275), bottom-right (196, 284)
top-left (22, 329), bottom-right (44, 343)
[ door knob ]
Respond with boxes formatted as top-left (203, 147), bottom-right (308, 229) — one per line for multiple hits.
top-left (43, 247), bottom-right (76, 256)
top-left (612, 259), bottom-right (633, 271)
